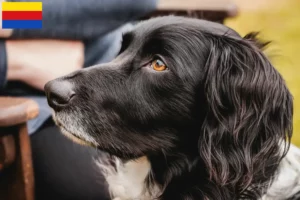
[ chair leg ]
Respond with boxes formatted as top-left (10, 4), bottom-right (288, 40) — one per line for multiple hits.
top-left (0, 134), bottom-right (16, 171)
top-left (18, 123), bottom-right (35, 200)
top-left (0, 124), bottom-right (34, 200)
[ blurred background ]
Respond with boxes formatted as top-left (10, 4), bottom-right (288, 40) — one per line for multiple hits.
top-left (227, 0), bottom-right (300, 146)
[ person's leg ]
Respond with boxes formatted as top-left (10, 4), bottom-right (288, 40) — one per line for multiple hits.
top-left (30, 119), bottom-right (110, 200)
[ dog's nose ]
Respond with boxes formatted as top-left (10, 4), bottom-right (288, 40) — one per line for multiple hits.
top-left (44, 80), bottom-right (75, 110)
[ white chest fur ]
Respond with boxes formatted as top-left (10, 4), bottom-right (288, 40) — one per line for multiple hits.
top-left (262, 144), bottom-right (300, 200)
top-left (96, 145), bottom-right (300, 200)
top-left (96, 156), bottom-right (160, 200)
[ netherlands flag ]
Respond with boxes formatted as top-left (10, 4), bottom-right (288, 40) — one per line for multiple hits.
top-left (2, 2), bottom-right (42, 29)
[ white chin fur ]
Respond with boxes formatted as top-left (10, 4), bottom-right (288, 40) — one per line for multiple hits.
top-left (52, 111), bottom-right (98, 147)
top-left (59, 126), bottom-right (94, 147)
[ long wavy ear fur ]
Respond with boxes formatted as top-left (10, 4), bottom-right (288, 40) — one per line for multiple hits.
top-left (243, 32), bottom-right (271, 50)
top-left (199, 32), bottom-right (293, 199)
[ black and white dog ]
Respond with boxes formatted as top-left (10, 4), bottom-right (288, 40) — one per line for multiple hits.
top-left (45, 16), bottom-right (300, 200)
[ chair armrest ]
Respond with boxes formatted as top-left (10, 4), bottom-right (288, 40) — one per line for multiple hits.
top-left (0, 97), bottom-right (39, 127)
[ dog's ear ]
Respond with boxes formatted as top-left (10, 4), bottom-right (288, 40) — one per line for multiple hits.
top-left (243, 32), bottom-right (271, 50)
top-left (199, 33), bottom-right (293, 198)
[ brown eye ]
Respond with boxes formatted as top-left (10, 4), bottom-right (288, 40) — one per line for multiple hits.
top-left (151, 59), bottom-right (167, 71)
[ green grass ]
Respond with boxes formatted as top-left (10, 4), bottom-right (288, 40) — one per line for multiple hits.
top-left (225, 0), bottom-right (300, 146)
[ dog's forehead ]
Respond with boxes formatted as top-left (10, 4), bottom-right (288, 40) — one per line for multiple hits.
top-left (134, 16), bottom-right (240, 38)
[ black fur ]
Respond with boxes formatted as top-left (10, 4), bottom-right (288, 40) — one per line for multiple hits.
top-left (45, 16), bottom-right (293, 200)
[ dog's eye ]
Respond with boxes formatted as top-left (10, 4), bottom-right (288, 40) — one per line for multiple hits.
top-left (151, 59), bottom-right (167, 71)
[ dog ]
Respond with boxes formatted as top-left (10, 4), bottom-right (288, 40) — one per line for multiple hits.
top-left (45, 16), bottom-right (297, 200)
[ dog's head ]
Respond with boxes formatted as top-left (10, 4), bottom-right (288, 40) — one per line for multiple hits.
top-left (45, 16), bottom-right (293, 197)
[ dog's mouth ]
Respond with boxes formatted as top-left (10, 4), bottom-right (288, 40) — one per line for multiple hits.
top-left (54, 118), bottom-right (97, 147)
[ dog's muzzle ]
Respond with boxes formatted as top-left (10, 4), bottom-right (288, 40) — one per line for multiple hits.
top-left (44, 79), bottom-right (75, 111)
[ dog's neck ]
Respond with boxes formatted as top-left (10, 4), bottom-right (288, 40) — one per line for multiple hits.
top-left (148, 152), bottom-right (207, 199)
top-left (96, 144), bottom-right (300, 200)
top-left (97, 151), bottom-right (204, 200)
top-left (97, 155), bottom-right (161, 200)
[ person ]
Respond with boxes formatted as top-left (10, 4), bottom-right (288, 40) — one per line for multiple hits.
top-left (0, 0), bottom-right (158, 199)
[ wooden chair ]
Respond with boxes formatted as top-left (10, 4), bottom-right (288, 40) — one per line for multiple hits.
top-left (0, 97), bottom-right (39, 200)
